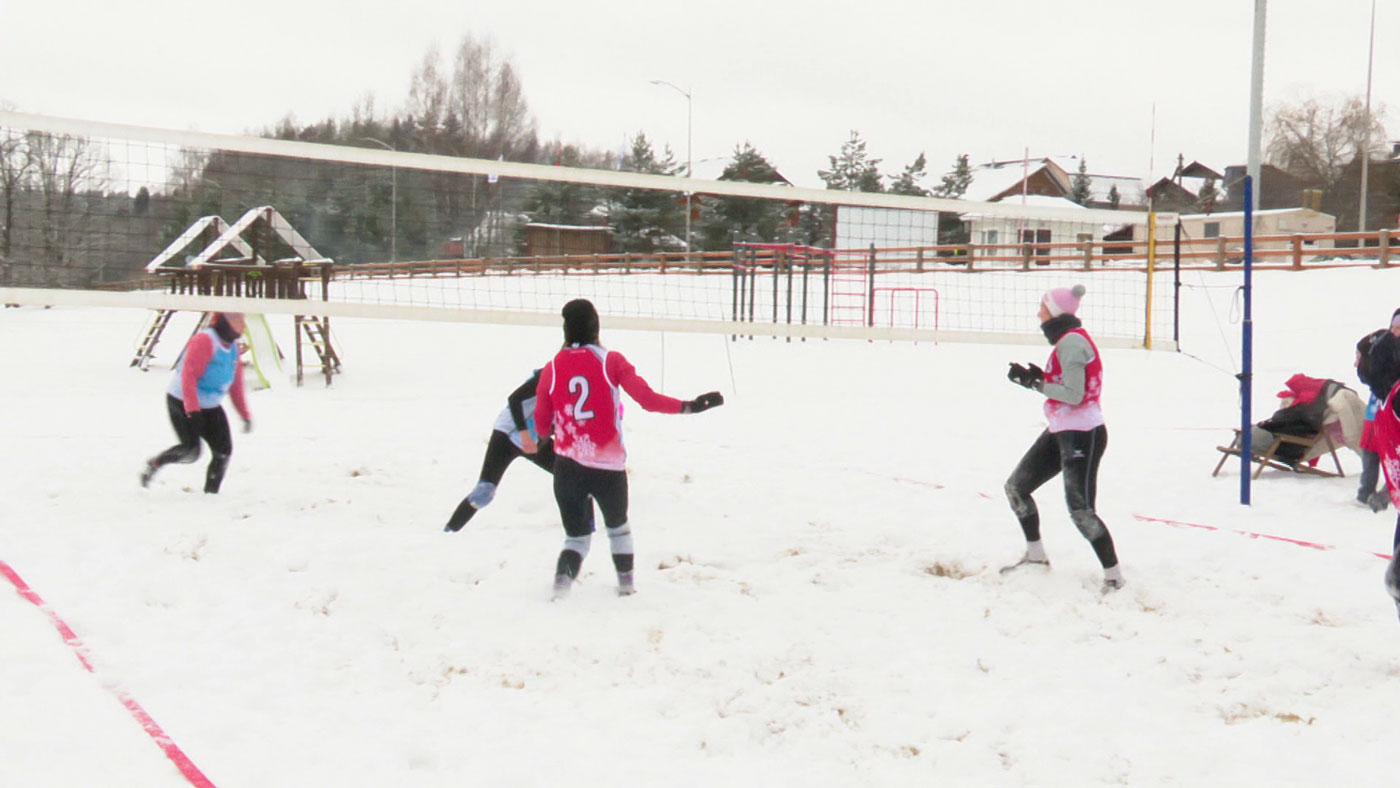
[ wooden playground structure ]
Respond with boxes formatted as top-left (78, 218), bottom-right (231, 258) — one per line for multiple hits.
top-left (129, 207), bottom-right (341, 386)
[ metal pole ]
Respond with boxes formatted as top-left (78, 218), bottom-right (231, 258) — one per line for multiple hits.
top-left (1360, 0), bottom-right (1376, 232)
top-left (1246, 0), bottom-right (1267, 212)
top-left (650, 80), bottom-right (692, 254)
top-left (1241, 176), bottom-right (1255, 505)
top-left (685, 91), bottom-right (693, 255)
top-left (1173, 220), bottom-right (1182, 347)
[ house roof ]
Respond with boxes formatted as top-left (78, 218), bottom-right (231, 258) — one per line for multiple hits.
top-left (1146, 177), bottom-right (1198, 203)
top-left (1088, 175), bottom-right (1146, 205)
top-left (1179, 161), bottom-right (1223, 180)
top-left (964, 158), bottom-right (1071, 202)
top-left (965, 156), bottom-right (1145, 207)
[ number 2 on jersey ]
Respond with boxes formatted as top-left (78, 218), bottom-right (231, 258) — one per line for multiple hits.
top-left (568, 375), bottom-right (595, 422)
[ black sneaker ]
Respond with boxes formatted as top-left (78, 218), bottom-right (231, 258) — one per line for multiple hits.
top-left (1370, 492), bottom-right (1391, 513)
top-left (139, 462), bottom-right (157, 488)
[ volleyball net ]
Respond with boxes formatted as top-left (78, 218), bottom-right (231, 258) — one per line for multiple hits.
top-left (0, 110), bottom-right (1177, 348)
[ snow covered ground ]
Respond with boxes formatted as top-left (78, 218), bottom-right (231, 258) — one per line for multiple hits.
top-left (4, 265), bottom-right (1400, 786)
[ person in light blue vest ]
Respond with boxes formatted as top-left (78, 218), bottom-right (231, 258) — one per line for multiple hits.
top-left (141, 312), bottom-right (252, 493)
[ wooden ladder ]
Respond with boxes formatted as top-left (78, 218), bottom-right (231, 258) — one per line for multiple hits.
top-left (294, 315), bottom-right (341, 387)
top-left (130, 309), bottom-right (176, 370)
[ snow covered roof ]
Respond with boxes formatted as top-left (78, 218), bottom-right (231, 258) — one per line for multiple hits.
top-left (964, 160), bottom-right (1057, 202)
top-left (1088, 175), bottom-right (1146, 205)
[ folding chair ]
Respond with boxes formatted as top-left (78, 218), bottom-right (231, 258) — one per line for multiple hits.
top-left (1212, 428), bottom-right (1344, 480)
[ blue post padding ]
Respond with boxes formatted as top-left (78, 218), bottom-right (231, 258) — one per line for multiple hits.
top-left (1240, 176), bottom-right (1255, 505)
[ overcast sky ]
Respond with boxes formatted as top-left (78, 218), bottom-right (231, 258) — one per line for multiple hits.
top-left (0, 0), bottom-right (1393, 189)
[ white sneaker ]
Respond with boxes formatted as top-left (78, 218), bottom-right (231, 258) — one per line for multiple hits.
top-left (617, 571), bottom-right (636, 597)
top-left (551, 574), bottom-right (573, 600)
top-left (1102, 577), bottom-right (1127, 593)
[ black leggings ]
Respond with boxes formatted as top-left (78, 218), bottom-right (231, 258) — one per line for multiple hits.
top-left (151, 394), bottom-right (233, 492)
top-left (479, 429), bottom-right (555, 485)
top-left (1005, 425), bottom-right (1118, 568)
top-left (553, 456), bottom-right (628, 537)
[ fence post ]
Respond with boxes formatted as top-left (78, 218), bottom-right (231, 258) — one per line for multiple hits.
top-left (1082, 239), bottom-right (1093, 270)
top-left (1380, 230), bottom-right (1391, 268)
top-left (866, 244), bottom-right (877, 328)
top-left (965, 243), bottom-right (976, 272)
top-left (1291, 234), bottom-right (1303, 269)
top-left (1215, 236), bottom-right (1228, 270)
top-left (916, 248), bottom-right (924, 273)
top-left (1021, 242), bottom-right (1032, 271)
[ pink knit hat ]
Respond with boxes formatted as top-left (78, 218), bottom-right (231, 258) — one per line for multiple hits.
top-left (1042, 284), bottom-right (1086, 317)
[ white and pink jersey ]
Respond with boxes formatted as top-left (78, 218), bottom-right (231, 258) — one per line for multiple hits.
top-left (1043, 327), bottom-right (1104, 433)
top-left (535, 344), bottom-right (684, 471)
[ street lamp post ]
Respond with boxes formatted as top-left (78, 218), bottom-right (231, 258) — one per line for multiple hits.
top-left (1359, 0), bottom-right (1376, 232)
top-left (360, 137), bottom-right (397, 261)
top-left (650, 80), bottom-right (692, 255)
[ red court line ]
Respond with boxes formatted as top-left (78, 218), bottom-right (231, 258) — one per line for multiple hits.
top-left (1132, 514), bottom-right (1394, 560)
top-left (0, 559), bottom-right (217, 788)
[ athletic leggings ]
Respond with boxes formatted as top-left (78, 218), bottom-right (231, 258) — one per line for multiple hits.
top-left (552, 456), bottom-right (632, 576)
top-left (1005, 425), bottom-right (1118, 569)
top-left (151, 394), bottom-right (233, 492)
top-left (478, 429), bottom-right (555, 485)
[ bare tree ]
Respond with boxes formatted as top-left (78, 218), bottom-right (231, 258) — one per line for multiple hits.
top-left (0, 125), bottom-right (34, 278)
top-left (1265, 94), bottom-right (1387, 190)
top-left (27, 131), bottom-right (109, 285)
top-left (447, 33), bottom-right (536, 159)
top-left (406, 45), bottom-right (448, 136)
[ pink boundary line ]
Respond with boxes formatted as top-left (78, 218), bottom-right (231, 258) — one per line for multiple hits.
top-left (1132, 514), bottom-right (1394, 561)
top-left (0, 559), bottom-right (217, 788)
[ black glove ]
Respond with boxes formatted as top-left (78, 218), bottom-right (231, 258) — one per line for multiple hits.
top-left (241, 417), bottom-right (253, 434)
top-left (683, 391), bottom-right (725, 413)
top-left (1007, 362), bottom-right (1044, 389)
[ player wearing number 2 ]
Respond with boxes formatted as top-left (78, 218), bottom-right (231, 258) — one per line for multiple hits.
top-left (534, 299), bottom-right (724, 598)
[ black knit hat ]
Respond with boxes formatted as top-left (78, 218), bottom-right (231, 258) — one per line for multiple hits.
top-left (561, 299), bottom-right (599, 345)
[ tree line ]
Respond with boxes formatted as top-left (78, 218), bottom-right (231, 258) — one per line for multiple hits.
top-left (0, 32), bottom-right (1394, 285)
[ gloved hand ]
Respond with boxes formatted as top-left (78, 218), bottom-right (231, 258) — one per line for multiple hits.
top-left (242, 417), bottom-right (253, 434)
top-left (683, 391), bottom-right (725, 413)
top-left (1007, 362), bottom-right (1044, 389)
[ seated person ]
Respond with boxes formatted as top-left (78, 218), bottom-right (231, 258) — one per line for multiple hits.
top-left (1247, 375), bottom-right (1351, 465)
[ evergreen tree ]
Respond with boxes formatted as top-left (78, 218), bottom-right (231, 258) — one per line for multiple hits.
top-left (1070, 157), bottom-right (1092, 205)
top-left (611, 131), bottom-right (683, 251)
top-left (1107, 184), bottom-right (1121, 209)
top-left (818, 131), bottom-right (883, 193)
top-left (933, 154), bottom-right (972, 199)
top-left (521, 144), bottom-right (598, 226)
top-left (888, 152), bottom-right (930, 197)
top-left (1194, 177), bottom-right (1218, 213)
top-left (697, 142), bottom-right (790, 249)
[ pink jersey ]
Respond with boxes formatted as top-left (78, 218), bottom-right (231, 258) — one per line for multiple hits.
top-left (1043, 327), bottom-right (1104, 432)
top-left (1374, 381), bottom-right (1400, 507)
top-left (535, 345), bottom-right (684, 471)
